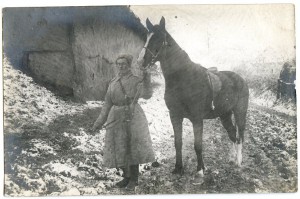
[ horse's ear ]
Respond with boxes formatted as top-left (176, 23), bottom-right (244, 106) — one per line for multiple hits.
top-left (159, 16), bottom-right (165, 30)
top-left (146, 18), bottom-right (154, 32)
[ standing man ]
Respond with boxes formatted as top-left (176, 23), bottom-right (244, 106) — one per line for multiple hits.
top-left (91, 54), bottom-right (155, 190)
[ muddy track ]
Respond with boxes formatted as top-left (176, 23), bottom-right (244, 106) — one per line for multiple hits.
top-left (4, 75), bottom-right (297, 196)
top-left (4, 104), bottom-right (297, 195)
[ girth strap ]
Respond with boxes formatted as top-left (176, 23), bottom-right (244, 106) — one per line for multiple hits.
top-left (206, 69), bottom-right (222, 110)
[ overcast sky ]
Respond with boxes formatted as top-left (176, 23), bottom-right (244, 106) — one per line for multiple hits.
top-left (131, 4), bottom-right (295, 70)
top-left (0, 2), bottom-right (296, 70)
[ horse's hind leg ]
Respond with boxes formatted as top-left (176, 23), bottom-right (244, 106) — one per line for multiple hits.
top-left (219, 111), bottom-right (238, 164)
top-left (220, 111), bottom-right (237, 142)
top-left (233, 96), bottom-right (248, 167)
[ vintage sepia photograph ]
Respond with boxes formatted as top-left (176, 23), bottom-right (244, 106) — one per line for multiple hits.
top-left (2, 2), bottom-right (297, 197)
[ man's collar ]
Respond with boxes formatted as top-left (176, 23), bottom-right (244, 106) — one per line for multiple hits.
top-left (117, 70), bottom-right (133, 81)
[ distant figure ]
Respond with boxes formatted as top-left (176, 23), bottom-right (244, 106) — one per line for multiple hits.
top-left (91, 54), bottom-right (155, 191)
top-left (280, 61), bottom-right (296, 83)
top-left (277, 60), bottom-right (296, 100)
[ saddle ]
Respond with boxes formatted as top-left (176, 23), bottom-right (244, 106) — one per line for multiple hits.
top-left (207, 67), bottom-right (222, 110)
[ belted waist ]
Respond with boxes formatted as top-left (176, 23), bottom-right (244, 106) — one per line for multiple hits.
top-left (113, 104), bottom-right (129, 107)
top-left (113, 101), bottom-right (137, 107)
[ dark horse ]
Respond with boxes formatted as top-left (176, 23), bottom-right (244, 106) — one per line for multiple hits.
top-left (137, 17), bottom-right (249, 176)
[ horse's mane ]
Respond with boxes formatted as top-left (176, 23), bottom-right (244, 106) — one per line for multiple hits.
top-left (164, 31), bottom-right (206, 73)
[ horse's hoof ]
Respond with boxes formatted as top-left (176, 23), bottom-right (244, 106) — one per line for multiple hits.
top-left (196, 170), bottom-right (204, 177)
top-left (192, 170), bottom-right (205, 185)
top-left (172, 167), bottom-right (184, 175)
top-left (237, 143), bottom-right (243, 167)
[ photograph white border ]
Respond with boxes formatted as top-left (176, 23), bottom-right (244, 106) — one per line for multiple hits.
top-left (0, 0), bottom-right (298, 199)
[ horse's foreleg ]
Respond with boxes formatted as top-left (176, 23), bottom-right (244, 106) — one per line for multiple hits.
top-left (193, 120), bottom-right (205, 175)
top-left (170, 113), bottom-right (183, 175)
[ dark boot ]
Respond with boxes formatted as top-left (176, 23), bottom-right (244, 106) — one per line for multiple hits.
top-left (115, 168), bottom-right (130, 188)
top-left (115, 177), bottom-right (129, 188)
top-left (125, 165), bottom-right (139, 191)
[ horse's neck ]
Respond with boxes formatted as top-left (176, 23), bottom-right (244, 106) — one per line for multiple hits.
top-left (160, 34), bottom-right (198, 76)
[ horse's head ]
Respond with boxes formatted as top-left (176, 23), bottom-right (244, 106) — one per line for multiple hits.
top-left (137, 17), bottom-right (168, 69)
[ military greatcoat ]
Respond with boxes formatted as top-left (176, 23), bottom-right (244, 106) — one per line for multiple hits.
top-left (93, 71), bottom-right (155, 168)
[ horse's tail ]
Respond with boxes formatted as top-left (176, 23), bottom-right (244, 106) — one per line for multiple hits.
top-left (233, 73), bottom-right (249, 143)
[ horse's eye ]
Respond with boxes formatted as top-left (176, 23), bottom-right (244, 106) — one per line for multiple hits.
top-left (155, 49), bottom-right (159, 53)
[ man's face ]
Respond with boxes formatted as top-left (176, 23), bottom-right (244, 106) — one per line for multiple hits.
top-left (116, 58), bottom-right (130, 75)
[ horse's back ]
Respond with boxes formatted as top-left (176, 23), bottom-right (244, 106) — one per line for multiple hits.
top-left (219, 71), bottom-right (249, 98)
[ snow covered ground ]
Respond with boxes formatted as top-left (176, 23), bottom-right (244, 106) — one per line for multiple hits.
top-left (3, 59), bottom-right (297, 196)
top-left (3, 57), bottom-right (103, 133)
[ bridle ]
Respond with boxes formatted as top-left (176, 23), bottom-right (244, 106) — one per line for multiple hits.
top-left (142, 32), bottom-right (168, 69)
